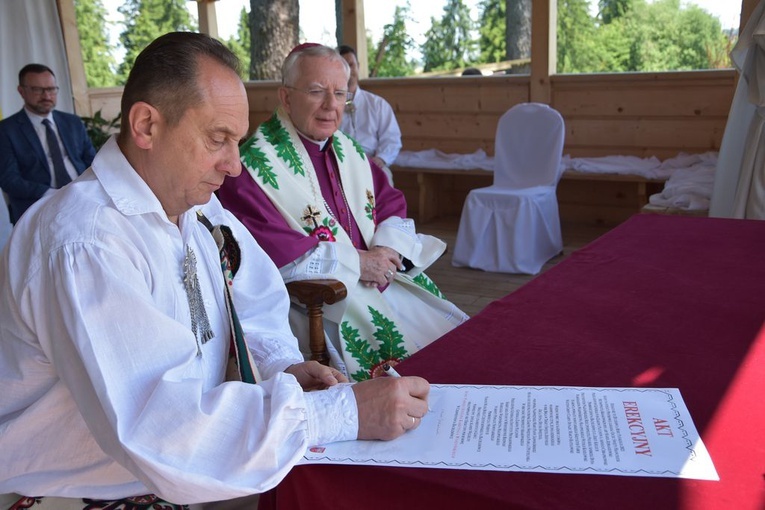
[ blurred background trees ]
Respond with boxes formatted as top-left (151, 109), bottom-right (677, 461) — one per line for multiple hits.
top-left (75, 0), bottom-right (736, 85)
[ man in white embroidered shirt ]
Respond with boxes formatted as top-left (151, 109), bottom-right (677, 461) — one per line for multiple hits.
top-left (338, 45), bottom-right (402, 186)
top-left (0, 32), bottom-right (429, 509)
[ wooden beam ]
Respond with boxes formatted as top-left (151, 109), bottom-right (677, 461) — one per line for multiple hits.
top-left (56, 0), bottom-right (90, 115)
top-left (529, 0), bottom-right (555, 104)
top-left (196, 0), bottom-right (219, 39)
top-left (339, 0), bottom-right (368, 78)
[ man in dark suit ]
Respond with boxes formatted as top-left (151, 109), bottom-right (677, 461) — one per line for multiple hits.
top-left (0, 64), bottom-right (96, 223)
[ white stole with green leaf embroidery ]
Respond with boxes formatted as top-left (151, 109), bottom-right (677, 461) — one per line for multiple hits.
top-left (240, 110), bottom-right (428, 381)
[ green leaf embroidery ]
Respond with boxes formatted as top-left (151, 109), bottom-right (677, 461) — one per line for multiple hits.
top-left (413, 273), bottom-right (445, 299)
top-left (240, 137), bottom-right (278, 189)
top-left (347, 133), bottom-right (367, 160)
top-left (341, 307), bottom-right (409, 382)
top-left (341, 321), bottom-right (377, 381)
top-left (332, 136), bottom-right (345, 163)
top-left (261, 114), bottom-right (305, 177)
top-left (369, 307), bottom-right (408, 362)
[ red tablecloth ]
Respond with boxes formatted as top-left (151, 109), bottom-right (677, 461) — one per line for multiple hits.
top-left (261, 214), bottom-right (765, 510)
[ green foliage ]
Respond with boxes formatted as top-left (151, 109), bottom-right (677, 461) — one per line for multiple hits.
top-left (599, 0), bottom-right (633, 24)
top-left (557, 0), bottom-right (602, 73)
top-left (478, 0), bottom-right (506, 63)
top-left (369, 4), bottom-right (417, 77)
top-left (74, 0), bottom-right (117, 87)
top-left (116, 0), bottom-right (197, 83)
top-left (556, 0), bottom-right (732, 73)
top-left (80, 110), bottom-right (121, 150)
top-left (224, 7), bottom-right (251, 80)
top-left (421, 0), bottom-right (477, 72)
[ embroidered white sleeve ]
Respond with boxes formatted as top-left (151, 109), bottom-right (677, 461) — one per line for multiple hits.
top-left (303, 383), bottom-right (359, 444)
top-left (371, 217), bottom-right (447, 271)
top-left (279, 241), bottom-right (361, 288)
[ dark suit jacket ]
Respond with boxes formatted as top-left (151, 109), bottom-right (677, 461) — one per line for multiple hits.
top-left (0, 108), bottom-right (96, 223)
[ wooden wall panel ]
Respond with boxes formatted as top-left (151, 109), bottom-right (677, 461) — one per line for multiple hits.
top-left (555, 82), bottom-right (733, 118)
top-left (364, 76), bottom-right (529, 114)
top-left (402, 138), bottom-right (495, 155)
top-left (565, 118), bottom-right (726, 151)
top-left (86, 88), bottom-right (123, 120)
top-left (552, 71), bottom-right (735, 158)
top-left (368, 70), bottom-right (733, 160)
top-left (396, 112), bottom-right (500, 141)
top-left (87, 70), bottom-right (735, 163)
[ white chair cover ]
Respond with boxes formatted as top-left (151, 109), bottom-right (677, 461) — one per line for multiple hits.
top-left (452, 103), bottom-right (565, 274)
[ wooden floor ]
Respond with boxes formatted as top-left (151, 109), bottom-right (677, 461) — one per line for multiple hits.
top-left (418, 216), bottom-right (613, 317)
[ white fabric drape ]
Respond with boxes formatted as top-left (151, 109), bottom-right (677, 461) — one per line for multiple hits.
top-left (709, 0), bottom-right (765, 219)
top-left (0, 0), bottom-right (74, 117)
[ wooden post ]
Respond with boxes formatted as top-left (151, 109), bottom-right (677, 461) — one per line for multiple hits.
top-left (529, 0), bottom-right (556, 104)
top-left (56, 0), bottom-right (90, 115)
top-left (196, 0), bottom-right (219, 39)
top-left (339, 0), bottom-right (368, 78)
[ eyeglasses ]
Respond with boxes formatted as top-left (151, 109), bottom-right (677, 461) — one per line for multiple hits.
top-left (285, 86), bottom-right (352, 105)
top-left (23, 86), bottom-right (60, 95)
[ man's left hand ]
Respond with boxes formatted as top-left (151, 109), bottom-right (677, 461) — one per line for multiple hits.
top-left (285, 361), bottom-right (348, 391)
top-left (371, 156), bottom-right (387, 169)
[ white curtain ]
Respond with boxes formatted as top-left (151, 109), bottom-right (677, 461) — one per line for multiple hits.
top-left (710, 0), bottom-right (765, 219)
top-left (0, 0), bottom-right (74, 119)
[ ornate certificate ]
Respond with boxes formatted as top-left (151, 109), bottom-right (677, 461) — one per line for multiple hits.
top-left (301, 385), bottom-right (718, 480)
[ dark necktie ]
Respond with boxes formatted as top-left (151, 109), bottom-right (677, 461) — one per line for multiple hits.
top-left (42, 118), bottom-right (71, 188)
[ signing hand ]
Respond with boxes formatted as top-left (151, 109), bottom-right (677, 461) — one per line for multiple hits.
top-left (352, 375), bottom-right (430, 440)
top-left (359, 245), bottom-right (402, 287)
top-left (285, 361), bottom-right (348, 391)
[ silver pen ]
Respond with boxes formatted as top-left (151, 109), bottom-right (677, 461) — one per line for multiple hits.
top-left (382, 363), bottom-right (431, 412)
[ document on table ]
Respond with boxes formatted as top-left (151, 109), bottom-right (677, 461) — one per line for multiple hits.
top-left (300, 385), bottom-right (718, 480)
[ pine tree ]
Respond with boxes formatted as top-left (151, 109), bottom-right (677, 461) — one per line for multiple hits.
top-left (478, 0), bottom-right (505, 63)
top-left (74, 0), bottom-right (117, 87)
top-left (599, 0), bottom-right (634, 24)
top-left (117, 0), bottom-right (196, 82)
top-left (421, 17), bottom-right (448, 72)
top-left (369, 5), bottom-right (416, 77)
top-left (556, 0), bottom-right (599, 73)
top-left (421, 0), bottom-right (477, 72)
top-left (224, 7), bottom-right (251, 80)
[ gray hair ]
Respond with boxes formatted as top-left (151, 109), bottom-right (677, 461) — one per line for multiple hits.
top-left (281, 45), bottom-right (349, 86)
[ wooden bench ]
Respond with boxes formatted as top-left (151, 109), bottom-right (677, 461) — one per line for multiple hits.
top-left (391, 165), bottom-right (668, 226)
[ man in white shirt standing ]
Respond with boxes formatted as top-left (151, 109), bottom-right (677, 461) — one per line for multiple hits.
top-left (0, 32), bottom-right (428, 509)
top-left (338, 45), bottom-right (402, 186)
